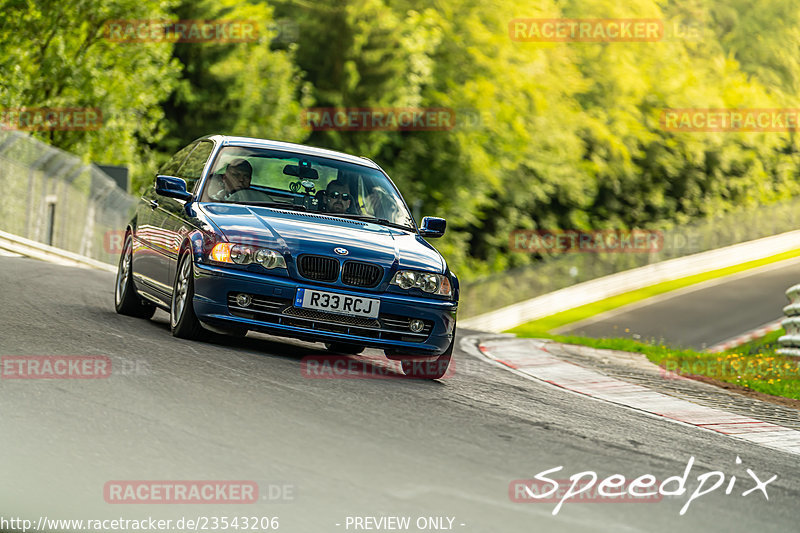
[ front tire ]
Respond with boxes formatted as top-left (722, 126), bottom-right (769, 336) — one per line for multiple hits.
top-left (114, 234), bottom-right (155, 319)
top-left (170, 251), bottom-right (207, 340)
top-left (400, 336), bottom-right (454, 380)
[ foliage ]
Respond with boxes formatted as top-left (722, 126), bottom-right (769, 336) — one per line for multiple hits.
top-left (154, 0), bottom-right (313, 189)
top-left (3, 0), bottom-right (800, 278)
top-left (0, 0), bottom-right (181, 187)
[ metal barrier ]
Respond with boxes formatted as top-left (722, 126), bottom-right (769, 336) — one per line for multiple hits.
top-left (778, 285), bottom-right (800, 357)
top-left (0, 130), bottom-right (135, 265)
top-left (460, 199), bottom-right (800, 318)
top-left (462, 232), bottom-right (800, 332)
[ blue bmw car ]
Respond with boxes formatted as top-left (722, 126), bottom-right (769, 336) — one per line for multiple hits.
top-left (114, 135), bottom-right (458, 378)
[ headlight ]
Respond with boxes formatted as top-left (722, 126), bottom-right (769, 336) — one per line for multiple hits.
top-left (210, 242), bottom-right (286, 269)
top-left (390, 270), bottom-right (452, 296)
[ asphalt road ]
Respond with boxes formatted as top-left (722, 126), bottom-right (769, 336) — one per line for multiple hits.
top-left (557, 258), bottom-right (800, 349)
top-left (1, 254), bottom-right (799, 533)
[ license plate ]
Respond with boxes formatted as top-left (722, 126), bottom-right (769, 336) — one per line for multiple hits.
top-left (294, 288), bottom-right (380, 318)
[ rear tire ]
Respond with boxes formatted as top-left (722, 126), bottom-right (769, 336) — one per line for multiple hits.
top-left (114, 234), bottom-right (155, 319)
top-left (325, 342), bottom-right (365, 355)
top-left (170, 251), bottom-right (208, 340)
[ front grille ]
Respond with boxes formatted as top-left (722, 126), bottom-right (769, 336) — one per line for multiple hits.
top-left (283, 307), bottom-right (379, 328)
top-left (342, 261), bottom-right (383, 288)
top-left (298, 255), bottom-right (339, 282)
top-left (226, 291), bottom-right (433, 343)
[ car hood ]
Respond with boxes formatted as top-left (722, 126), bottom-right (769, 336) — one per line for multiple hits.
top-left (200, 203), bottom-right (444, 272)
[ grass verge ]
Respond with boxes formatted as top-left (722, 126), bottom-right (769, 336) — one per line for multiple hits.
top-left (507, 248), bottom-right (800, 336)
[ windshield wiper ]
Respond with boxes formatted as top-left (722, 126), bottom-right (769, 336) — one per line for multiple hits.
top-left (333, 213), bottom-right (414, 231)
top-left (229, 201), bottom-right (307, 211)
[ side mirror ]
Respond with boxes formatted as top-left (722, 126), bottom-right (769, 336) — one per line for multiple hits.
top-left (155, 175), bottom-right (192, 201)
top-left (419, 216), bottom-right (446, 238)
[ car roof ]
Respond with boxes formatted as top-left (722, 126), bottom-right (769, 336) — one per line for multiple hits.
top-left (201, 135), bottom-right (381, 170)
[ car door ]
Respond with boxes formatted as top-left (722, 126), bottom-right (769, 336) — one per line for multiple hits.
top-left (133, 142), bottom-right (197, 301)
top-left (161, 140), bottom-right (215, 286)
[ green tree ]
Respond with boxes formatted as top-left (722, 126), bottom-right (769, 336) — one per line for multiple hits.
top-left (0, 0), bottom-right (182, 190)
top-left (157, 0), bottom-right (312, 170)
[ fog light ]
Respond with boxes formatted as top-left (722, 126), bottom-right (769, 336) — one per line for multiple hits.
top-left (409, 319), bottom-right (425, 333)
top-left (236, 293), bottom-right (252, 307)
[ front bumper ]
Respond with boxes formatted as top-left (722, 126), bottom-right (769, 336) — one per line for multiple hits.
top-left (192, 263), bottom-right (457, 356)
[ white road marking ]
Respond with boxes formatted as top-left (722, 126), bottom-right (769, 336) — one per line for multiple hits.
top-left (461, 335), bottom-right (800, 456)
top-left (0, 248), bottom-right (23, 257)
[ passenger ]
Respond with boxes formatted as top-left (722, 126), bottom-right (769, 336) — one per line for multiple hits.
top-left (366, 186), bottom-right (398, 221)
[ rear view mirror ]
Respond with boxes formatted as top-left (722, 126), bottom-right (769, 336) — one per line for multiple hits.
top-left (283, 163), bottom-right (319, 180)
top-left (419, 216), bottom-right (446, 238)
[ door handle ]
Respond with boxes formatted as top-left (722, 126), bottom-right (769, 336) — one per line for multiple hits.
top-left (149, 199), bottom-right (158, 210)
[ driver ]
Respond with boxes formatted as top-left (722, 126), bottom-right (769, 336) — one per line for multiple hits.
top-left (324, 180), bottom-right (353, 214)
top-left (206, 159), bottom-right (262, 202)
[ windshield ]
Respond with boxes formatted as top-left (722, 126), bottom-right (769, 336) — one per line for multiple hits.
top-left (199, 146), bottom-right (415, 230)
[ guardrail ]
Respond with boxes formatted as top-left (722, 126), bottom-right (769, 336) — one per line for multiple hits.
top-left (0, 130), bottom-right (135, 265)
top-left (462, 231), bottom-right (800, 332)
top-left (460, 197), bottom-right (800, 318)
top-left (0, 229), bottom-right (115, 272)
top-left (778, 284), bottom-right (800, 357)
